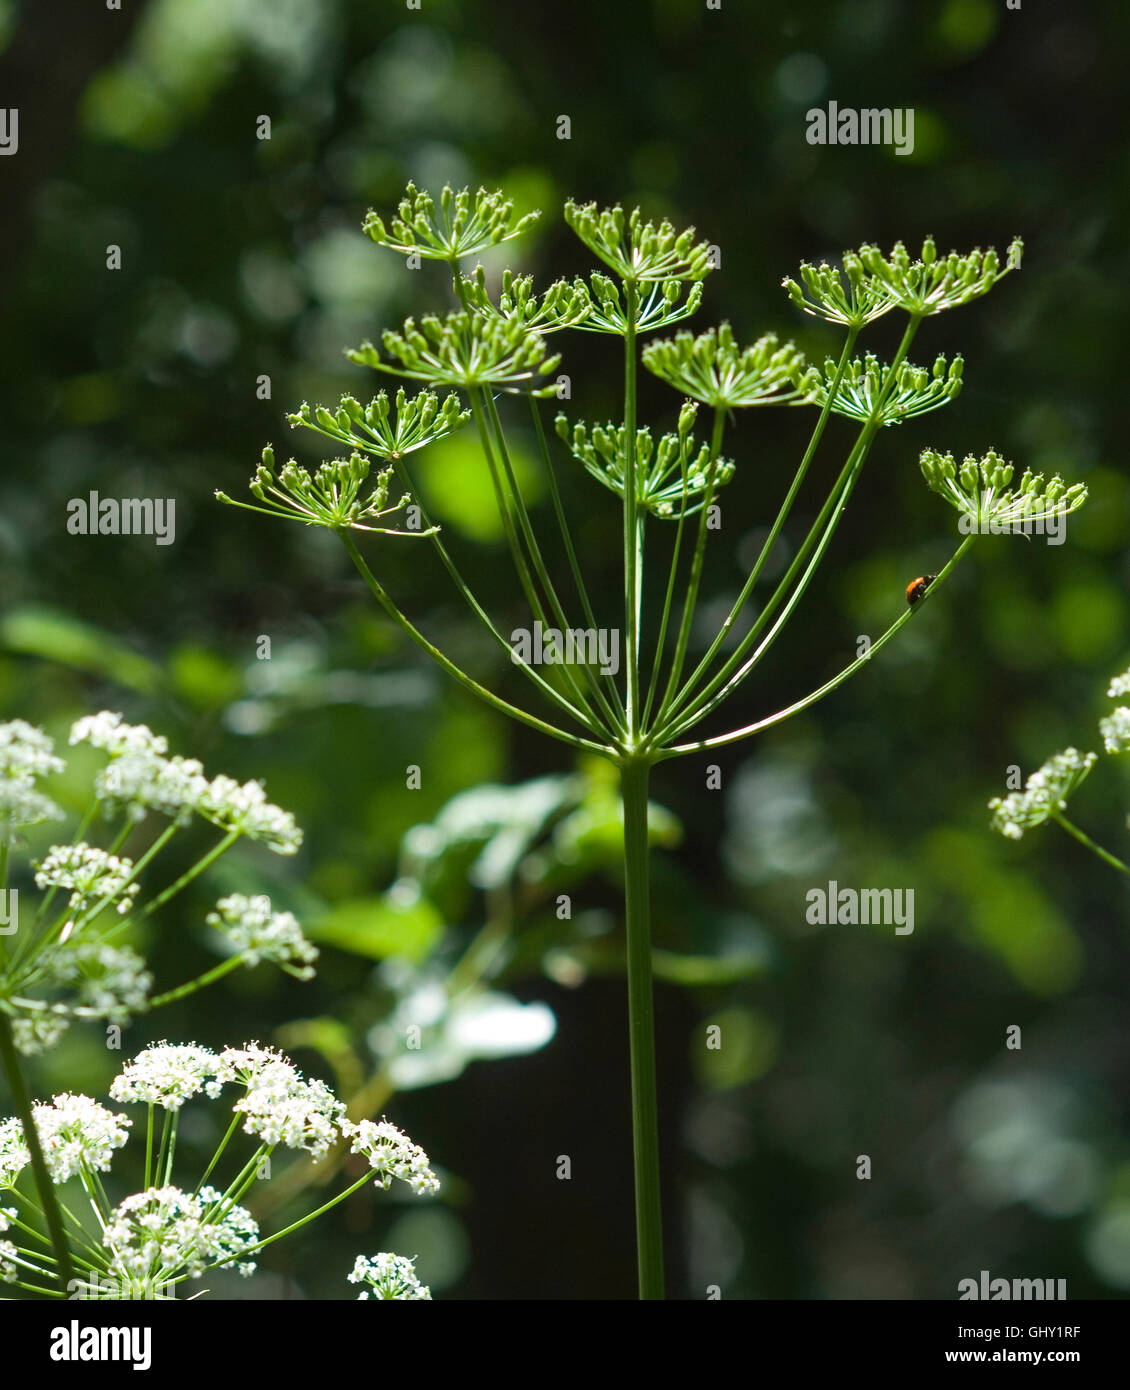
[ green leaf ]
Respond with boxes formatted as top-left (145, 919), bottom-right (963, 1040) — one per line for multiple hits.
top-left (0, 605), bottom-right (161, 692)
top-left (305, 893), bottom-right (443, 962)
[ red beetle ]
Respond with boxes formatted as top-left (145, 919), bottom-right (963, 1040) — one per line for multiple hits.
top-left (905, 574), bottom-right (937, 607)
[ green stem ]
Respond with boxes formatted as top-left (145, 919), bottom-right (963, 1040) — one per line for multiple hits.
top-left (133, 829), bottom-right (240, 924)
top-left (339, 532), bottom-right (608, 754)
top-left (198, 1169), bottom-right (376, 1275)
top-left (384, 454), bottom-right (593, 724)
top-left (527, 389), bottom-right (628, 728)
top-left (653, 406), bottom-right (726, 728)
top-left (659, 316), bottom-right (922, 738)
top-left (1051, 811), bottom-right (1130, 877)
top-left (195, 1113), bottom-right (242, 1195)
top-left (620, 757), bottom-right (663, 1299)
top-left (623, 280), bottom-right (642, 738)
top-left (149, 955), bottom-right (243, 1008)
top-left (663, 328), bottom-right (859, 721)
top-left (0, 1014), bottom-right (73, 1293)
top-left (660, 534), bottom-right (975, 756)
top-left (482, 390), bottom-right (607, 730)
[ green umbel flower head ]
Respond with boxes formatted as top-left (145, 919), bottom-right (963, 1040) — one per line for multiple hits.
top-left (217, 448), bottom-right (434, 535)
top-left (362, 182), bottom-right (539, 263)
top-left (859, 236), bottom-right (1023, 316)
top-left (794, 353), bottom-right (964, 427)
top-left (564, 200), bottom-right (714, 283)
top-left (347, 312), bottom-right (560, 395)
top-left (458, 267), bottom-right (593, 334)
top-left (782, 249), bottom-right (900, 328)
top-left (642, 325), bottom-right (805, 410)
top-left (286, 388), bottom-right (469, 460)
top-left (989, 749), bottom-right (1097, 839)
top-left (920, 447), bottom-right (1087, 532)
top-left (556, 400), bottom-right (732, 519)
top-left (784, 236), bottom-right (1023, 323)
top-left (578, 274), bottom-right (703, 336)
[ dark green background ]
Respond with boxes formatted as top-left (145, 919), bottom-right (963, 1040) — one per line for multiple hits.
top-left (1, 0), bottom-right (1128, 1298)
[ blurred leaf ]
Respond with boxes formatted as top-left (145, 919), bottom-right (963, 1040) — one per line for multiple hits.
top-left (305, 893), bottom-right (443, 963)
top-left (0, 605), bottom-right (161, 692)
top-left (169, 642), bottom-right (242, 709)
top-left (694, 1007), bottom-right (779, 1090)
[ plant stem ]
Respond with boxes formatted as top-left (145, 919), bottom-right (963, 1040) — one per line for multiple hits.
top-left (1051, 811), bottom-right (1130, 876)
top-left (149, 955), bottom-right (243, 1007)
top-left (623, 280), bottom-right (641, 737)
top-left (340, 532), bottom-right (608, 754)
top-left (619, 757), bottom-right (663, 1299)
top-left (661, 534), bottom-right (976, 756)
top-left (0, 1013), bottom-right (73, 1292)
top-left (663, 328), bottom-right (859, 720)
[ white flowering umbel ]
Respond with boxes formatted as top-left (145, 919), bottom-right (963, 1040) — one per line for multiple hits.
top-left (35, 844), bottom-right (139, 917)
top-left (989, 749), bottom-right (1097, 840)
top-left (0, 714), bottom-right (316, 1297)
top-left (110, 1043), bottom-right (224, 1111)
top-left (0, 1041), bottom-right (439, 1300)
top-left (1, 711), bottom-right (309, 1061)
top-left (341, 1118), bottom-right (441, 1195)
top-left (0, 719), bottom-right (65, 846)
top-left (988, 664), bottom-right (1130, 888)
top-left (207, 894), bottom-right (318, 978)
top-left (349, 1252), bottom-right (432, 1300)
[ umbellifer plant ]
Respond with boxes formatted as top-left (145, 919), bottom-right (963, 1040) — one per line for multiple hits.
top-left (218, 183), bottom-right (1086, 1299)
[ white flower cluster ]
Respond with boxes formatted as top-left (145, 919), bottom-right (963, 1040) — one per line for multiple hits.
top-left (103, 1185), bottom-right (259, 1282)
top-left (1107, 668), bottom-right (1130, 699)
top-left (34, 842), bottom-right (140, 916)
top-left (11, 1010), bottom-right (70, 1056)
top-left (207, 894), bottom-right (318, 978)
top-left (341, 1118), bottom-right (441, 1195)
top-left (988, 748), bottom-right (1098, 840)
top-left (70, 712), bottom-right (302, 853)
top-left (0, 719), bottom-right (65, 845)
top-left (9, 1094), bottom-right (133, 1184)
top-left (229, 1067), bottom-right (344, 1158)
top-left (110, 1043), bottom-right (223, 1111)
top-left (197, 777), bottom-right (302, 854)
top-left (1100, 706), bottom-right (1130, 755)
top-left (348, 1252), bottom-right (432, 1300)
top-left (0, 1119), bottom-right (28, 1186)
top-left (70, 712), bottom-right (168, 758)
top-left (10, 942), bottom-right (152, 1055)
top-left (0, 1205), bottom-right (18, 1282)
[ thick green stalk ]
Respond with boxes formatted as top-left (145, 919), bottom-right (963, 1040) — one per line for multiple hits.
top-left (620, 757), bottom-right (663, 1299)
top-left (623, 281), bottom-right (642, 737)
top-left (0, 1013), bottom-right (73, 1292)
